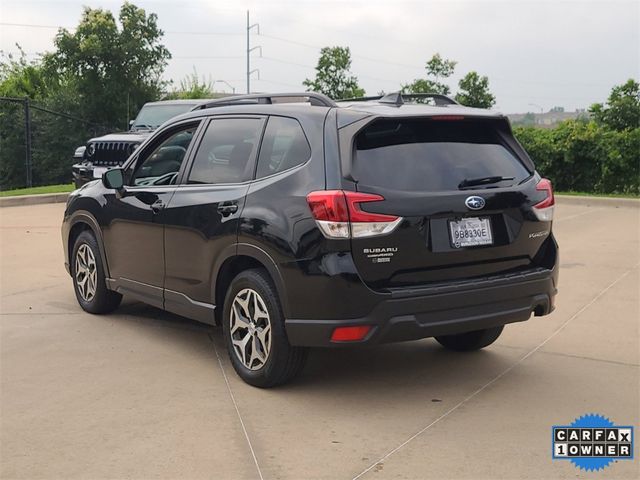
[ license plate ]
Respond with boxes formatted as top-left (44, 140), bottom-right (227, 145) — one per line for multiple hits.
top-left (449, 217), bottom-right (493, 248)
top-left (92, 167), bottom-right (108, 179)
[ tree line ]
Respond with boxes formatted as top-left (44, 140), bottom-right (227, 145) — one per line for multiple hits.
top-left (0, 1), bottom-right (638, 194)
top-left (514, 79), bottom-right (639, 195)
top-left (302, 47), bottom-right (496, 108)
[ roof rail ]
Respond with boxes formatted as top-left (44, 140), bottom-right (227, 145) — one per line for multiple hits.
top-left (194, 92), bottom-right (337, 110)
top-left (339, 92), bottom-right (458, 107)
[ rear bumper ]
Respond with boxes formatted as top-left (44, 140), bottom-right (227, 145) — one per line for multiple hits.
top-left (285, 267), bottom-right (557, 347)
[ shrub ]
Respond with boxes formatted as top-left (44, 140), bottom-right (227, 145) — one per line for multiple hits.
top-left (514, 120), bottom-right (639, 195)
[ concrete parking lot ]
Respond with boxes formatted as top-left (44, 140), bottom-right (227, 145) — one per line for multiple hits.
top-left (1, 199), bottom-right (638, 479)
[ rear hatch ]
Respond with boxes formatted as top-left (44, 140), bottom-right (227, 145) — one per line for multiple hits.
top-left (342, 116), bottom-right (553, 291)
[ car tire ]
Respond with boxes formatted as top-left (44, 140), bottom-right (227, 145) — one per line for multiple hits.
top-left (222, 268), bottom-right (308, 388)
top-left (435, 325), bottom-right (504, 352)
top-left (71, 230), bottom-right (122, 314)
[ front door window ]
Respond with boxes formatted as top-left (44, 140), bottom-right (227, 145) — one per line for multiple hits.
top-left (131, 124), bottom-right (198, 186)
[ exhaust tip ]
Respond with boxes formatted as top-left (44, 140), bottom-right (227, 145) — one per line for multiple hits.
top-left (532, 294), bottom-right (551, 317)
top-left (533, 304), bottom-right (546, 317)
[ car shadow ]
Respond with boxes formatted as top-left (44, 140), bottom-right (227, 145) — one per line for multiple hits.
top-left (116, 299), bottom-right (214, 333)
top-left (109, 299), bottom-right (519, 395)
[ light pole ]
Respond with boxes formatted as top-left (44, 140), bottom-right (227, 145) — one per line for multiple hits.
top-left (213, 80), bottom-right (236, 95)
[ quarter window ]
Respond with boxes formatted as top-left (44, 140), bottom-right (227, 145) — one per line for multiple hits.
top-left (256, 116), bottom-right (311, 179)
top-left (188, 118), bottom-right (263, 184)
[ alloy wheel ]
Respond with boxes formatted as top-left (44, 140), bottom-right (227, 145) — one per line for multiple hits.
top-left (75, 243), bottom-right (97, 302)
top-left (229, 288), bottom-right (272, 370)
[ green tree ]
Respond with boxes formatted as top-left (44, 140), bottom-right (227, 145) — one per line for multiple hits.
top-left (402, 53), bottom-right (457, 95)
top-left (165, 69), bottom-right (216, 99)
top-left (454, 71), bottom-right (496, 108)
top-left (0, 50), bottom-right (107, 189)
top-left (303, 46), bottom-right (364, 100)
top-left (0, 47), bottom-right (48, 99)
top-left (43, 2), bottom-right (170, 129)
top-left (589, 79), bottom-right (640, 131)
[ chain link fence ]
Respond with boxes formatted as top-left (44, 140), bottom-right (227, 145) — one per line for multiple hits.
top-left (0, 97), bottom-right (115, 190)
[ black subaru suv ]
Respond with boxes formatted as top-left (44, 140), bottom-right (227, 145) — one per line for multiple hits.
top-left (61, 92), bottom-right (558, 387)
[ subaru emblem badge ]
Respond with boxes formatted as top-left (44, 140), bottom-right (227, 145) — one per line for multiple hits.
top-left (465, 196), bottom-right (485, 210)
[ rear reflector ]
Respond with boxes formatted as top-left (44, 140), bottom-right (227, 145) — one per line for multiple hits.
top-left (533, 178), bottom-right (555, 221)
top-left (306, 190), bottom-right (402, 239)
top-left (331, 325), bottom-right (372, 342)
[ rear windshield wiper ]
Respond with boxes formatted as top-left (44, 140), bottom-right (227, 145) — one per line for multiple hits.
top-left (458, 176), bottom-right (515, 189)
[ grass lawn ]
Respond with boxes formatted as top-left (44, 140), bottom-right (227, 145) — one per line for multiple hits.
top-left (0, 184), bottom-right (75, 197)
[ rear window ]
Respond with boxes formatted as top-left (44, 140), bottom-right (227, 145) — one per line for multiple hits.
top-left (188, 118), bottom-right (263, 185)
top-left (353, 118), bottom-right (530, 192)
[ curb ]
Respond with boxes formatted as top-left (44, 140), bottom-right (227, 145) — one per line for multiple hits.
top-left (555, 194), bottom-right (639, 209)
top-left (0, 192), bottom-right (70, 208)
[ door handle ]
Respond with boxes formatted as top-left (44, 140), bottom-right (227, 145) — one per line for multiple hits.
top-left (151, 199), bottom-right (165, 214)
top-left (217, 202), bottom-right (239, 217)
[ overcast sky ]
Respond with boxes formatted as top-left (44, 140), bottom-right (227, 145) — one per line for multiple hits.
top-left (1, 0), bottom-right (638, 113)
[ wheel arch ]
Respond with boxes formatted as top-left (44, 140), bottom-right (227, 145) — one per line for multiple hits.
top-left (66, 211), bottom-right (111, 279)
top-left (213, 244), bottom-right (289, 325)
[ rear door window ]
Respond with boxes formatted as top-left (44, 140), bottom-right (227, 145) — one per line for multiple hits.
top-left (353, 118), bottom-right (530, 192)
top-left (255, 116), bottom-right (311, 179)
top-left (188, 117), bottom-right (264, 184)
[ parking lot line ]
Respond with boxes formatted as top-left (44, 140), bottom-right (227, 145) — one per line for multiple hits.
top-left (352, 262), bottom-right (639, 480)
top-left (210, 333), bottom-right (265, 480)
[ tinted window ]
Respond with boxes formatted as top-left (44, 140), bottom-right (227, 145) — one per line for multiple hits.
top-left (256, 116), bottom-right (311, 179)
top-left (353, 119), bottom-right (530, 192)
top-left (130, 124), bottom-right (198, 186)
top-left (132, 104), bottom-right (198, 130)
top-left (188, 118), bottom-right (263, 184)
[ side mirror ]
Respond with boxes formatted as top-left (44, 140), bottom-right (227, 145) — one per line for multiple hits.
top-left (129, 119), bottom-right (135, 128)
top-left (102, 168), bottom-right (125, 191)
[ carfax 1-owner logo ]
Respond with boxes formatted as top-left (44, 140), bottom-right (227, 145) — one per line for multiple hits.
top-left (552, 414), bottom-right (634, 471)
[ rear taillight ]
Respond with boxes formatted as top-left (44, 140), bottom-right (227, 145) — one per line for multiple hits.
top-left (306, 190), bottom-right (402, 239)
top-left (533, 178), bottom-right (555, 221)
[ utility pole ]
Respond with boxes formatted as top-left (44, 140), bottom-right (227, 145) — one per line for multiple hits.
top-left (23, 98), bottom-right (32, 188)
top-left (246, 10), bottom-right (261, 94)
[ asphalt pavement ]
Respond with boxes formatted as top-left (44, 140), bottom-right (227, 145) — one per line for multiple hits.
top-left (0, 199), bottom-right (638, 479)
